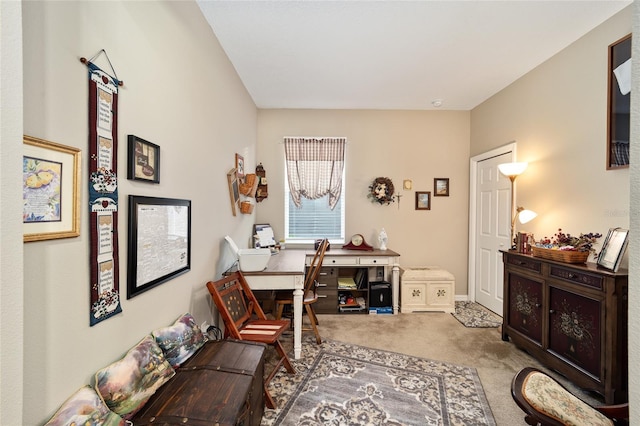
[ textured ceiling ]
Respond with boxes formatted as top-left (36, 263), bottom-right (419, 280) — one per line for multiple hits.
top-left (198, 1), bottom-right (631, 110)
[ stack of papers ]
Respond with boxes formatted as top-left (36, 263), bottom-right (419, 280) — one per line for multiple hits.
top-left (254, 224), bottom-right (276, 247)
top-left (338, 277), bottom-right (357, 289)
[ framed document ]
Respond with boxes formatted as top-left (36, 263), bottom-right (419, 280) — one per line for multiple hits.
top-left (597, 227), bottom-right (629, 272)
top-left (127, 196), bottom-right (191, 298)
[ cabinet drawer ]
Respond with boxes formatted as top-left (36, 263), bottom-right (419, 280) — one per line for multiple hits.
top-left (549, 266), bottom-right (603, 290)
top-left (359, 257), bottom-right (389, 266)
top-left (314, 291), bottom-right (338, 314)
top-left (316, 267), bottom-right (338, 285)
top-left (324, 256), bottom-right (358, 266)
top-left (505, 254), bottom-right (542, 273)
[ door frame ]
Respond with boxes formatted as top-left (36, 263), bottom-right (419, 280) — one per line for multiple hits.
top-left (467, 142), bottom-right (517, 303)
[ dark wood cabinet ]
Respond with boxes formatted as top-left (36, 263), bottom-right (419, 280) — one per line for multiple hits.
top-left (501, 251), bottom-right (628, 404)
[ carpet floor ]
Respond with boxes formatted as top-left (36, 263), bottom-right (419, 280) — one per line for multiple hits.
top-left (262, 337), bottom-right (496, 425)
top-left (260, 311), bottom-right (603, 426)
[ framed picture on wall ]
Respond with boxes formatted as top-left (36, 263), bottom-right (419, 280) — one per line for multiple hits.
top-left (227, 168), bottom-right (240, 216)
top-left (23, 135), bottom-right (82, 242)
top-left (434, 178), bottom-right (449, 196)
top-left (127, 135), bottom-right (160, 183)
top-left (415, 191), bottom-right (431, 210)
top-left (607, 34), bottom-right (631, 169)
top-left (235, 153), bottom-right (245, 179)
top-left (127, 196), bottom-right (191, 298)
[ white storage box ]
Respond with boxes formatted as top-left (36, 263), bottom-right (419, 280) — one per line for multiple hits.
top-left (401, 267), bottom-right (455, 313)
top-left (225, 236), bottom-right (271, 272)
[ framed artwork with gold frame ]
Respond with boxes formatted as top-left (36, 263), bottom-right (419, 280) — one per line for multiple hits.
top-left (23, 135), bottom-right (81, 242)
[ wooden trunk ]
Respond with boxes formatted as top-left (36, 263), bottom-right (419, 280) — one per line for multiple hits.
top-left (132, 339), bottom-right (266, 426)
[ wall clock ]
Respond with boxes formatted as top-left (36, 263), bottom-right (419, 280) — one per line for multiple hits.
top-left (343, 233), bottom-right (374, 251)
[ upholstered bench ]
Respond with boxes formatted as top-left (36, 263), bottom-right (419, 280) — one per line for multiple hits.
top-left (511, 367), bottom-right (628, 426)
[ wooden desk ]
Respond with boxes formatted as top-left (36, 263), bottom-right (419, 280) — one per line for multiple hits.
top-left (241, 250), bottom-right (306, 359)
top-left (240, 248), bottom-right (401, 358)
top-left (305, 248), bottom-right (401, 314)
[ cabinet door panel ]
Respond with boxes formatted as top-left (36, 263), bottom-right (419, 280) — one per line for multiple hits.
top-left (508, 273), bottom-right (543, 344)
top-left (549, 286), bottom-right (602, 379)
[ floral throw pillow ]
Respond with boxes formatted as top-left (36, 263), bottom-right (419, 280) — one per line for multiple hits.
top-left (95, 335), bottom-right (175, 419)
top-left (44, 385), bottom-right (124, 426)
top-left (152, 312), bottom-right (206, 368)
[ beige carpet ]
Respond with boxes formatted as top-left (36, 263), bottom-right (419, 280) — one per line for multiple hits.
top-left (269, 311), bottom-right (603, 426)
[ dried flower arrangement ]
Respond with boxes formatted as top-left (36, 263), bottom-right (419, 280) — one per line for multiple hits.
top-left (536, 228), bottom-right (602, 253)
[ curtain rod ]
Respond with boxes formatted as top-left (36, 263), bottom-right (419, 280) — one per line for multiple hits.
top-left (280, 137), bottom-right (348, 143)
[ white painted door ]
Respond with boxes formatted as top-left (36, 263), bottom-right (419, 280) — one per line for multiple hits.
top-left (474, 153), bottom-right (512, 314)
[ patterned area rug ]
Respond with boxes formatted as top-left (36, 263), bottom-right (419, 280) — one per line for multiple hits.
top-left (262, 337), bottom-right (496, 425)
top-left (452, 301), bottom-right (502, 328)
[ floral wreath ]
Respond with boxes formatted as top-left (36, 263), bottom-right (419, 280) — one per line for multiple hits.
top-left (368, 177), bottom-right (395, 205)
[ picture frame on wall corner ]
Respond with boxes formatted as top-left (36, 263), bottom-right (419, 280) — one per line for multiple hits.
top-left (23, 135), bottom-right (82, 242)
top-left (597, 227), bottom-right (629, 272)
top-left (415, 191), bottom-right (431, 210)
top-left (434, 178), bottom-right (450, 196)
top-left (127, 134), bottom-right (160, 183)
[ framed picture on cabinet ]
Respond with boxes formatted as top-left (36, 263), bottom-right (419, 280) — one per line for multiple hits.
top-left (434, 178), bottom-right (449, 196)
top-left (415, 191), bottom-right (431, 210)
top-left (597, 227), bottom-right (629, 272)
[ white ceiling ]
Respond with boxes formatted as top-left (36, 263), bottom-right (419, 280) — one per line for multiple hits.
top-left (197, 1), bottom-right (631, 110)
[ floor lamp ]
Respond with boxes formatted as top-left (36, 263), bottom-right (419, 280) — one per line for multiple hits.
top-left (498, 162), bottom-right (532, 248)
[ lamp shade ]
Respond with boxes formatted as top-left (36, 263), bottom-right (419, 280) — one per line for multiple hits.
top-left (498, 162), bottom-right (528, 178)
top-left (517, 209), bottom-right (537, 224)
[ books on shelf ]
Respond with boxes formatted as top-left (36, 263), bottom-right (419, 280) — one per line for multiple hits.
top-left (355, 269), bottom-right (368, 289)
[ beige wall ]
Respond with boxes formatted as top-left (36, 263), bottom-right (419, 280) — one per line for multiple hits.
top-left (471, 4), bottom-right (638, 418)
top-left (256, 109), bottom-right (470, 293)
top-left (19, 1), bottom-right (257, 423)
top-left (3, 1), bottom-right (638, 423)
top-left (471, 7), bottom-right (631, 264)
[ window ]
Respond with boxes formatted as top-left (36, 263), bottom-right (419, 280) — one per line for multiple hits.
top-left (284, 175), bottom-right (345, 243)
top-left (283, 137), bottom-right (346, 243)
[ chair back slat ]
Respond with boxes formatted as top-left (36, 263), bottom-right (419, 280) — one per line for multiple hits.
top-left (206, 274), bottom-right (253, 338)
top-left (305, 239), bottom-right (329, 294)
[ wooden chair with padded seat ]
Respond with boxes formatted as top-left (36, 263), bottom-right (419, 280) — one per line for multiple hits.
top-left (511, 367), bottom-right (629, 426)
top-left (206, 271), bottom-right (296, 409)
top-left (274, 238), bottom-right (329, 344)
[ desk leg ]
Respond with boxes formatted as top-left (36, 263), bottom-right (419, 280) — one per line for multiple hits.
top-left (392, 264), bottom-right (400, 314)
top-left (293, 286), bottom-right (303, 359)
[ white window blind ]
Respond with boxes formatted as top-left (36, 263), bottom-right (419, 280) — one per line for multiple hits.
top-left (285, 180), bottom-right (345, 242)
top-left (283, 137), bottom-right (346, 242)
